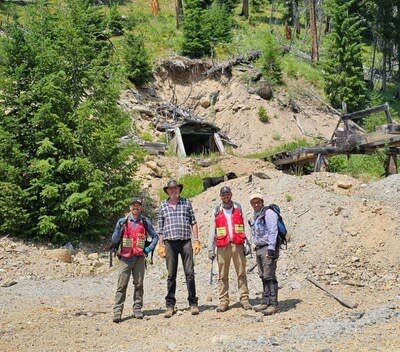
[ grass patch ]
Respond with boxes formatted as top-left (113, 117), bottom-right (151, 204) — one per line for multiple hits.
top-left (245, 138), bottom-right (310, 159)
top-left (281, 55), bottom-right (325, 90)
top-left (327, 152), bottom-right (386, 180)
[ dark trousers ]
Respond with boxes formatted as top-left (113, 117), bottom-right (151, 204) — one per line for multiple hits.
top-left (256, 246), bottom-right (279, 307)
top-left (164, 239), bottom-right (198, 308)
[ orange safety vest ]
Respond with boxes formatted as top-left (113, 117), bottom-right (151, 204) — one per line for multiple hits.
top-left (214, 206), bottom-right (245, 247)
top-left (119, 220), bottom-right (146, 258)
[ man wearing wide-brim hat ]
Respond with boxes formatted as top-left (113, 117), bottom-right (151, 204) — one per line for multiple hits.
top-left (249, 193), bottom-right (280, 316)
top-left (157, 179), bottom-right (201, 318)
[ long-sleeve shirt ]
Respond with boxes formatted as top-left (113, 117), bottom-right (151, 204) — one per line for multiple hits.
top-left (157, 197), bottom-right (197, 241)
top-left (111, 214), bottom-right (158, 262)
top-left (250, 207), bottom-right (278, 251)
top-left (208, 201), bottom-right (248, 254)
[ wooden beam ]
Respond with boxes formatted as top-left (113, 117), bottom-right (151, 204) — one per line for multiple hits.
top-left (342, 103), bottom-right (389, 121)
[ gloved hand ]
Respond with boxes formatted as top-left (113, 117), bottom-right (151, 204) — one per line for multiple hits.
top-left (267, 249), bottom-right (276, 258)
top-left (193, 240), bottom-right (201, 255)
top-left (157, 244), bottom-right (166, 258)
top-left (144, 246), bottom-right (152, 255)
top-left (208, 250), bottom-right (216, 261)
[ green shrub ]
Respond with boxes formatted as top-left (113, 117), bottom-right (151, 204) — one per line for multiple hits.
top-left (258, 106), bottom-right (270, 122)
top-left (327, 153), bottom-right (385, 179)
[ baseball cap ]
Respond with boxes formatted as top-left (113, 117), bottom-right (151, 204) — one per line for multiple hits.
top-left (130, 197), bottom-right (143, 205)
top-left (220, 186), bottom-right (232, 194)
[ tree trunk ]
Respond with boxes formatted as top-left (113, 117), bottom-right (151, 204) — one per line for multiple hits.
top-left (294, 0), bottom-right (300, 37)
top-left (175, 0), bottom-right (183, 29)
top-left (382, 42), bottom-right (387, 91)
top-left (310, 0), bottom-right (319, 61)
top-left (151, 0), bottom-right (160, 16)
top-left (241, 0), bottom-right (249, 19)
top-left (369, 37), bottom-right (377, 89)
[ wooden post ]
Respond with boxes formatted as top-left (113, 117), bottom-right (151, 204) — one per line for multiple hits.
top-left (385, 150), bottom-right (398, 176)
top-left (174, 127), bottom-right (186, 157)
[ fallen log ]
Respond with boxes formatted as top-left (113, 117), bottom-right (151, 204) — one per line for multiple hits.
top-left (306, 276), bottom-right (358, 309)
top-left (203, 50), bottom-right (261, 78)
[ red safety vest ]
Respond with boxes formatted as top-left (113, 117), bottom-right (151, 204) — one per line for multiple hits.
top-left (214, 206), bottom-right (245, 248)
top-left (119, 220), bottom-right (146, 258)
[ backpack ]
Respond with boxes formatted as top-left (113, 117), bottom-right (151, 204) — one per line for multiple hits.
top-left (259, 204), bottom-right (288, 249)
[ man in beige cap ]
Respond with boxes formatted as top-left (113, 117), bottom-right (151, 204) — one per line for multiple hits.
top-left (111, 197), bottom-right (158, 323)
top-left (208, 186), bottom-right (252, 312)
top-left (157, 180), bottom-right (201, 318)
top-left (249, 193), bottom-right (280, 315)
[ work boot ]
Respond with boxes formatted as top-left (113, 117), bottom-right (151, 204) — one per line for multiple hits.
top-left (241, 301), bottom-right (252, 310)
top-left (253, 303), bottom-right (269, 312)
top-left (133, 310), bottom-right (144, 319)
top-left (113, 315), bottom-right (121, 323)
top-left (164, 306), bottom-right (176, 318)
top-left (215, 304), bottom-right (229, 313)
top-left (263, 305), bottom-right (279, 316)
top-left (190, 305), bottom-right (199, 315)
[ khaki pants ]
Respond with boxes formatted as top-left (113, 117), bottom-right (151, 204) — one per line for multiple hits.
top-left (113, 256), bottom-right (145, 317)
top-left (217, 243), bottom-right (249, 305)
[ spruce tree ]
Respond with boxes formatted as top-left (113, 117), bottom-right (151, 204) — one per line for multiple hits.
top-left (124, 32), bottom-right (153, 87)
top-left (261, 33), bottom-right (283, 84)
top-left (0, 0), bottom-right (139, 243)
top-left (182, 0), bottom-right (232, 58)
top-left (182, 0), bottom-right (211, 58)
top-left (324, 0), bottom-right (369, 112)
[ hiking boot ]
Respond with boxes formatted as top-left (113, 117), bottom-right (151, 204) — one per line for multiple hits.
top-left (133, 310), bottom-right (144, 319)
top-left (262, 305), bottom-right (279, 316)
top-left (112, 315), bottom-right (121, 323)
top-left (253, 304), bottom-right (269, 312)
top-left (215, 304), bottom-right (229, 313)
top-left (190, 305), bottom-right (199, 315)
top-left (164, 306), bottom-right (176, 318)
top-left (241, 301), bottom-right (252, 311)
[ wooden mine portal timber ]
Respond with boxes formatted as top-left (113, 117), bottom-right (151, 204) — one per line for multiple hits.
top-left (269, 103), bottom-right (400, 175)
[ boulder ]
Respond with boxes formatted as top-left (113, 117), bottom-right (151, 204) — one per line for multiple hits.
top-left (45, 249), bottom-right (72, 263)
top-left (256, 83), bottom-right (273, 100)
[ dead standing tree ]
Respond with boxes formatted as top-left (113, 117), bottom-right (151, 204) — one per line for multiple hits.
top-left (310, 0), bottom-right (319, 61)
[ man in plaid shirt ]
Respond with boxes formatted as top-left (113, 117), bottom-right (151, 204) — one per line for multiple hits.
top-left (157, 180), bottom-right (202, 318)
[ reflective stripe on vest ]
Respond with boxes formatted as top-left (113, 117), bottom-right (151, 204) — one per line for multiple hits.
top-left (214, 206), bottom-right (245, 248)
top-left (119, 220), bottom-right (146, 258)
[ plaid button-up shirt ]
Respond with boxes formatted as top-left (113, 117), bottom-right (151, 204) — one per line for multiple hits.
top-left (158, 197), bottom-right (197, 240)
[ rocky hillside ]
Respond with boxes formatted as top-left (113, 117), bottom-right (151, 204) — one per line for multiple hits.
top-left (1, 58), bottom-right (399, 352)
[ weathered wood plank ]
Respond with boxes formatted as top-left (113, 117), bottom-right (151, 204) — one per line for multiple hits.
top-left (342, 103), bottom-right (389, 121)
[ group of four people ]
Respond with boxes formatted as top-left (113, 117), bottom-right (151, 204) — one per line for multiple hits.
top-left (111, 179), bottom-right (280, 323)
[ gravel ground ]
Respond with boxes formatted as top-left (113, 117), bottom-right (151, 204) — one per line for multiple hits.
top-left (1, 172), bottom-right (399, 352)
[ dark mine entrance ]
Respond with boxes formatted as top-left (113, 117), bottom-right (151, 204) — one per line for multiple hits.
top-left (181, 133), bottom-right (212, 155)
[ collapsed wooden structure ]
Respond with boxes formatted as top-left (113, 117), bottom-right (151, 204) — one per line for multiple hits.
top-left (269, 103), bottom-right (400, 175)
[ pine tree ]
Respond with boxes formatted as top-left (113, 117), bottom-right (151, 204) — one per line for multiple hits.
top-left (182, 0), bottom-right (211, 58)
top-left (0, 0), bottom-right (139, 243)
top-left (182, 0), bottom-right (232, 58)
top-left (261, 33), bottom-right (282, 84)
top-left (324, 0), bottom-right (369, 112)
top-left (124, 32), bottom-right (153, 87)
